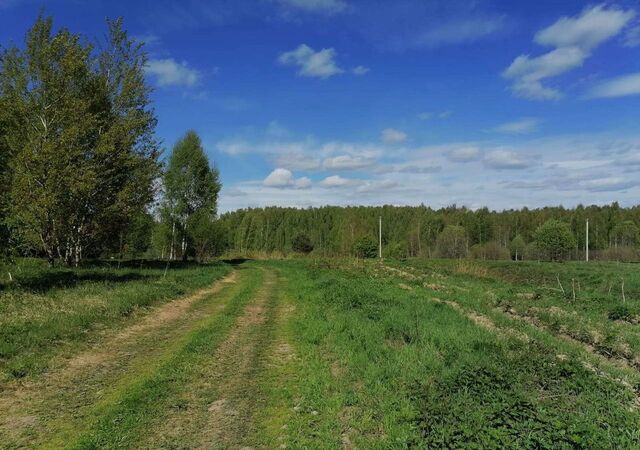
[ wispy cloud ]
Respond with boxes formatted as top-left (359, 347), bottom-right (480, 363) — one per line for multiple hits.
top-left (483, 149), bottom-right (533, 170)
top-left (145, 58), bottom-right (201, 87)
top-left (588, 73), bottom-right (640, 98)
top-left (278, 0), bottom-right (347, 14)
top-left (446, 146), bottom-right (481, 162)
top-left (381, 128), bottom-right (407, 144)
top-left (415, 16), bottom-right (506, 47)
top-left (503, 5), bottom-right (635, 100)
top-left (493, 118), bottom-right (540, 134)
top-left (352, 65), bottom-right (370, 75)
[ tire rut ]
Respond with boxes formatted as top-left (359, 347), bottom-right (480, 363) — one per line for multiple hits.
top-left (0, 270), bottom-right (239, 448)
top-left (139, 268), bottom-right (279, 449)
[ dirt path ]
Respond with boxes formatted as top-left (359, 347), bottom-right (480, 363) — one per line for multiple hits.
top-left (137, 268), bottom-right (280, 449)
top-left (0, 270), bottom-right (240, 448)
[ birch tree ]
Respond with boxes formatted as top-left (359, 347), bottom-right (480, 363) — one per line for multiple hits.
top-left (0, 15), bottom-right (159, 265)
top-left (162, 131), bottom-right (221, 261)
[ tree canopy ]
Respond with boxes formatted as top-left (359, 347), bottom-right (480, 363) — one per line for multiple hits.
top-left (0, 15), bottom-right (159, 265)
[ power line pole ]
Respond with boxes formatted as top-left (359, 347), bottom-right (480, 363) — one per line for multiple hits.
top-left (379, 216), bottom-right (382, 259)
top-left (585, 218), bottom-right (589, 262)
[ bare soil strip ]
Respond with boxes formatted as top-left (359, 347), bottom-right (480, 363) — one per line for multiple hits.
top-left (137, 268), bottom-right (279, 449)
top-left (0, 270), bottom-right (240, 448)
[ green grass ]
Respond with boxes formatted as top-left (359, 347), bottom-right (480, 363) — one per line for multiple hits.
top-left (0, 258), bottom-right (231, 380)
top-left (265, 259), bottom-right (640, 449)
top-left (1, 258), bottom-right (639, 448)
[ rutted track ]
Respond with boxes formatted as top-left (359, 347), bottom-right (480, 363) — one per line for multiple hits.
top-left (0, 266), bottom-right (287, 449)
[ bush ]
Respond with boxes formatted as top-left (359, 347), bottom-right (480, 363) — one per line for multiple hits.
top-left (383, 241), bottom-right (407, 259)
top-left (534, 220), bottom-right (576, 261)
top-left (353, 236), bottom-right (378, 259)
top-left (292, 234), bottom-right (314, 254)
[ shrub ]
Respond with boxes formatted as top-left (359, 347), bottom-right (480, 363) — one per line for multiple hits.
top-left (534, 220), bottom-right (576, 261)
top-left (353, 236), bottom-right (378, 259)
top-left (292, 234), bottom-right (314, 254)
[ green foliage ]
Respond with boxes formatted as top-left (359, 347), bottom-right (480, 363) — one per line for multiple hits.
top-left (291, 234), bottom-right (314, 254)
top-left (0, 258), bottom-right (231, 379)
top-left (162, 130), bottom-right (221, 261)
top-left (436, 225), bottom-right (468, 258)
top-left (471, 241), bottom-right (510, 260)
top-left (187, 211), bottom-right (228, 261)
top-left (0, 15), bottom-right (159, 265)
top-left (535, 219), bottom-right (576, 261)
top-left (383, 241), bottom-right (407, 259)
top-left (510, 234), bottom-right (527, 260)
top-left (352, 236), bottom-right (378, 258)
top-left (123, 211), bottom-right (155, 257)
top-left (612, 220), bottom-right (639, 247)
top-left (608, 305), bottom-right (634, 322)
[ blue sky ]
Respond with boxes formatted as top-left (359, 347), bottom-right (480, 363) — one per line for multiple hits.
top-left (1, 0), bottom-right (640, 212)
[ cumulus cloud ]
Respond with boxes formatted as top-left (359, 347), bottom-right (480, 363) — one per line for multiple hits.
top-left (381, 128), bottom-right (407, 144)
top-left (483, 150), bottom-right (533, 170)
top-left (278, 44), bottom-right (344, 78)
top-left (503, 5), bottom-right (634, 100)
top-left (588, 73), bottom-right (640, 98)
top-left (494, 118), bottom-right (540, 134)
top-left (415, 16), bottom-right (506, 47)
top-left (145, 58), bottom-right (201, 87)
top-left (279, 0), bottom-right (347, 14)
top-left (446, 146), bottom-right (481, 162)
top-left (263, 168), bottom-right (311, 189)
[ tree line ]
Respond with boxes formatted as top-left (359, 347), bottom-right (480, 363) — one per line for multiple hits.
top-left (218, 203), bottom-right (640, 261)
top-left (0, 15), bottom-right (221, 266)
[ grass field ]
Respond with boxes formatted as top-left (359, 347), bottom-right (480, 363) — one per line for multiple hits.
top-left (1, 258), bottom-right (639, 449)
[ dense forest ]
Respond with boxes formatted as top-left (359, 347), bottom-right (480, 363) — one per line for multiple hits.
top-left (219, 204), bottom-right (640, 261)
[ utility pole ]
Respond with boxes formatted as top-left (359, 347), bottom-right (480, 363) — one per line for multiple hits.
top-left (379, 216), bottom-right (382, 259)
top-left (585, 218), bottom-right (589, 262)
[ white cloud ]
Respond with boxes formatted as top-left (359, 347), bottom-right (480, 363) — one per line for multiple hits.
top-left (352, 65), bottom-right (370, 75)
top-left (356, 179), bottom-right (398, 193)
top-left (263, 168), bottom-right (311, 189)
top-left (264, 168), bottom-right (295, 187)
top-left (279, 0), bottom-right (347, 14)
top-left (320, 175), bottom-right (356, 188)
top-left (446, 146), bottom-right (481, 162)
top-left (439, 111), bottom-right (453, 119)
top-left (494, 118), bottom-right (540, 134)
top-left (415, 16), bottom-right (505, 47)
top-left (483, 149), bottom-right (532, 170)
top-left (534, 5), bottom-right (634, 51)
top-left (145, 58), bottom-right (201, 87)
top-left (588, 73), bottom-right (640, 98)
top-left (503, 5), bottom-right (634, 100)
top-left (294, 176), bottom-right (312, 189)
top-left (503, 47), bottom-right (588, 100)
top-left (322, 154), bottom-right (374, 170)
top-left (278, 44), bottom-right (344, 78)
top-left (624, 25), bottom-right (640, 47)
top-left (381, 128), bottom-right (407, 144)
top-left (216, 139), bottom-right (253, 155)
top-left (417, 112), bottom-right (432, 120)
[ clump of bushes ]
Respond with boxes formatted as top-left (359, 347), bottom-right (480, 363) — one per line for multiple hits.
top-left (292, 234), bottom-right (314, 254)
top-left (353, 236), bottom-right (378, 259)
